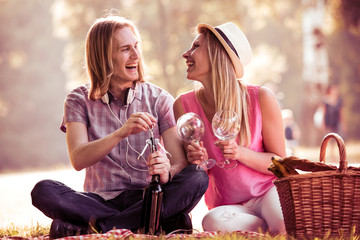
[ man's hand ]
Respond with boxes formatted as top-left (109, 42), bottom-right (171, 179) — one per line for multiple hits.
top-left (116, 112), bottom-right (156, 139)
top-left (147, 151), bottom-right (171, 184)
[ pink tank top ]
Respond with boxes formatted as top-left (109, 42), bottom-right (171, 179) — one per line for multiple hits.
top-left (180, 85), bottom-right (276, 209)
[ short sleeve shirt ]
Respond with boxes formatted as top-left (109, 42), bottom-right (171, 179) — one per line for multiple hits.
top-left (61, 82), bottom-right (175, 200)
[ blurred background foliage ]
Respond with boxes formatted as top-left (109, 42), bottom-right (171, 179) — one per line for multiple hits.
top-left (0, 0), bottom-right (359, 172)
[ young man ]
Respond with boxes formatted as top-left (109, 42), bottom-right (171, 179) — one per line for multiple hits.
top-left (31, 15), bottom-right (208, 239)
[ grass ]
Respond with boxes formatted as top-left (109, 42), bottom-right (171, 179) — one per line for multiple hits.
top-left (1, 224), bottom-right (360, 240)
top-left (0, 225), bottom-right (276, 239)
top-left (0, 223), bottom-right (49, 238)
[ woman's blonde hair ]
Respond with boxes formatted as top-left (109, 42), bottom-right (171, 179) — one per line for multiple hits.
top-left (86, 15), bottom-right (147, 100)
top-left (198, 27), bottom-right (251, 146)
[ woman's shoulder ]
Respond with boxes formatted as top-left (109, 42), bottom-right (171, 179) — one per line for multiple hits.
top-left (258, 85), bottom-right (276, 101)
top-left (244, 84), bottom-right (261, 103)
top-left (173, 90), bottom-right (196, 118)
top-left (258, 85), bottom-right (281, 117)
top-left (174, 90), bottom-right (195, 103)
top-left (245, 84), bottom-right (275, 100)
top-left (245, 84), bottom-right (261, 94)
top-left (178, 90), bottom-right (196, 99)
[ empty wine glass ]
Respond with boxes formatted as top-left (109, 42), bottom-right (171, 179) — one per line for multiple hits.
top-left (177, 112), bottom-right (216, 171)
top-left (212, 110), bottom-right (241, 169)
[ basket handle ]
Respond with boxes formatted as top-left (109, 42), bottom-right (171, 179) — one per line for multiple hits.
top-left (319, 133), bottom-right (347, 171)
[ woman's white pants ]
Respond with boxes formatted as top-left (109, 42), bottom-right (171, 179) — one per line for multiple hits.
top-left (202, 187), bottom-right (285, 234)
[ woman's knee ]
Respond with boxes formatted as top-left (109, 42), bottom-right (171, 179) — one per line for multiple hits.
top-left (261, 187), bottom-right (286, 233)
top-left (202, 205), bottom-right (266, 232)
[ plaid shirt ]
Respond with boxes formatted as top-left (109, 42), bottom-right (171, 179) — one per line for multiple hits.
top-left (61, 82), bottom-right (175, 200)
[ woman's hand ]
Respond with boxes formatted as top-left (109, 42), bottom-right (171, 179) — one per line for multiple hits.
top-left (116, 112), bottom-right (157, 139)
top-left (147, 151), bottom-right (171, 184)
top-left (186, 141), bottom-right (208, 165)
top-left (215, 139), bottom-right (239, 160)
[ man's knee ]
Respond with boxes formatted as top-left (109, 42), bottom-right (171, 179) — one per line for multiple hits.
top-left (31, 179), bottom-right (63, 207)
top-left (32, 180), bottom-right (54, 198)
top-left (180, 165), bottom-right (209, 193)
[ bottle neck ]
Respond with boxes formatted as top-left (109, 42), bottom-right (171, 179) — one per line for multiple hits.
top-left (151, 174), bottom-right (160, 183)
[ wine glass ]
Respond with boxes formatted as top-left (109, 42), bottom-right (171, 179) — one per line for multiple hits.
top-left (177, 112), bottom-right (216, 171)
top-left (211, 110), bottom-right (241, 169)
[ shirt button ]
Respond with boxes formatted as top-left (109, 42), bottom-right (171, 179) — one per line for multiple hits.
top-left (121, 146), bottom-right (125, 149)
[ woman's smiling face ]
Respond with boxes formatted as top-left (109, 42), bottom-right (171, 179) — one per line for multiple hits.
top-left (182, 33), bottom-right (211, 82)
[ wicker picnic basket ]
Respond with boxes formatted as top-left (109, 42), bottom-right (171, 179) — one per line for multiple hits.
top-left (274, 133), bottom-right (360, 239)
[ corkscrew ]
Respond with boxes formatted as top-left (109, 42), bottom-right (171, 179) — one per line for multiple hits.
top-left (137, 128), bottom-right (171, 160)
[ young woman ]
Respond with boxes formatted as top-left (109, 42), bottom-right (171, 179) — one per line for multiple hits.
top-left (173, 22), bottom-right (286, 234)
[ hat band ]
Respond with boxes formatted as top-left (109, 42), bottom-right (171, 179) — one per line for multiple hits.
top-left (214, 27), bottom-right (239, 59)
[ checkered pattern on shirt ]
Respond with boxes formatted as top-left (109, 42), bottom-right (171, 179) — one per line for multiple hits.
top-left (61, 82), bottom-right (175, 200)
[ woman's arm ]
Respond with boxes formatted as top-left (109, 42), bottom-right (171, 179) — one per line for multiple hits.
top-left (218, 86), bottom-right (286, 174)
top-left (173, 97), bottom-right (208, 165)
top-left (260, 86), bottom-right (286, 159)
top-left (173, 96), bottom-right (185, 121)
top-left (161, 127), bottom-right (189, 179)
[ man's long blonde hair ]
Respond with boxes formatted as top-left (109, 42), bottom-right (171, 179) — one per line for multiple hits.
top-left (198, 27), bottom-right (251, 147)
top-left (86, 15), bottom-right (147, 100)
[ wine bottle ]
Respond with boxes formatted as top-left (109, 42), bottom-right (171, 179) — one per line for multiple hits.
top-left (138, 131), bottom-right (163, 235)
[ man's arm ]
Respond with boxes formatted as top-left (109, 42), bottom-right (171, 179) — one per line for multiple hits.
top-left (66, 112), bottom-right (156, 171)
top-left (66, 122), bottom-right (123, 171)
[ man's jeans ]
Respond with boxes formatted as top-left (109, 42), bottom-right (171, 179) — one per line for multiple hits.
top-left (31, 165), bottom-right (209, 232)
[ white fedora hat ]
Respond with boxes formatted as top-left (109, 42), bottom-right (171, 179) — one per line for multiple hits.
top-left (197, 22), bottom-right (252, 79)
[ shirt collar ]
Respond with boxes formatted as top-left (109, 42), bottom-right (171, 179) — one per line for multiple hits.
top-left (107, 82), bottom-right (143, 106)
top-left (134, 81), bottom-right (142, 101)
